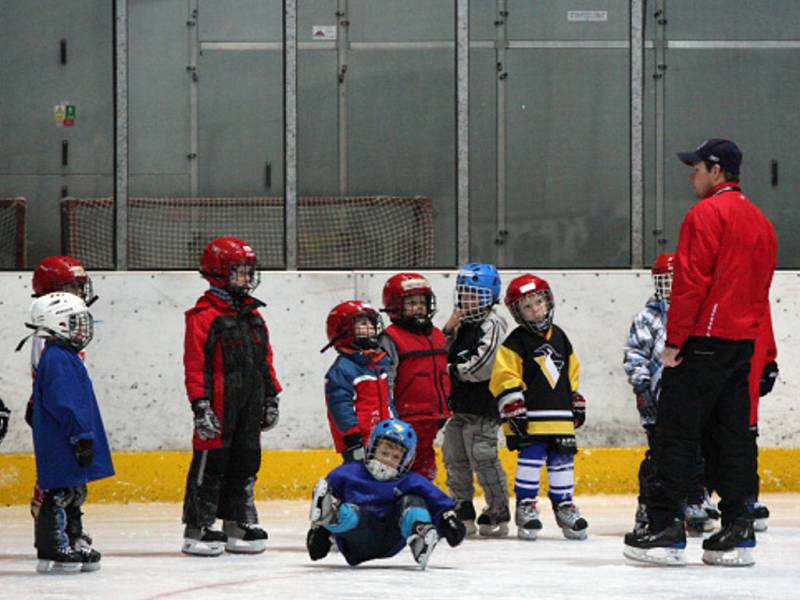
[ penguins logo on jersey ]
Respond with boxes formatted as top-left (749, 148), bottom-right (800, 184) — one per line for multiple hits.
top-left (533, 344), bottom-right (564, 389)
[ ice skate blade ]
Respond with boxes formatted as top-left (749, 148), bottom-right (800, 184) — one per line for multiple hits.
top-left (753, 519), bottom-right (768, 533)
top-left (561, 527), bottom-right (588, 541)
top-left (181, 539), bottom-right (225, 557)
top-left (409, 528), bottom-right (438, 570)
top-left (225, 538), bottom-right (267, 554)
top-left (623, 545), bottom-right (686, 566)
top-left (80, 561), bottom-right (101, 572)
top-left (517, 527), bottom-right (539, 541)
top-left (479, 522), bottom-right (509, 538)
top-left (463, 520), bottom-right (477, 537)
top-left (702, 547), bottom-right (755, 567)
top-left (36, 559), bottom-right (83, 574)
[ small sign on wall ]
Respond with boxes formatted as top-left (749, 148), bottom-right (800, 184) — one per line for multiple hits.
top-left (567, 10), bottom-right (608, 22)
top-left (312, 25), bottom-right (336, 40)
top-left (55, 102), bottom-right (76, 127)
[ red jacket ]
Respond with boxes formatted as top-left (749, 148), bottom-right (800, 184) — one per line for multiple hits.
top-left (748, 306), bottom-right (777, 426)
top-left (667, 182), bottom-right (777, 349)
top-left (384, 324), bottom-right (451, 421)
top-left (184, 291), bottom-right (281, 450)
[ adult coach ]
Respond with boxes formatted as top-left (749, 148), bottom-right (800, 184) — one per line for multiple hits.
top-left (624, 139), bottom-right (777, 567)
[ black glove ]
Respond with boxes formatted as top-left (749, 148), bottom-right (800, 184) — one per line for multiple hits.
top-left (759, 361), bottom-right (779, 397)
top-left (74, 439), bottom-right (94, 467)
top-left (571, 392), bottom-right (586, 429)
top-left (500, 397), bottom-right (528, 437)
top-left (634, 385), bottom-right (658, 422)
top-left (440, 510), bottom-right (466, 547)
top-left (192, 399), bottom-right (221, 440)
top-left (0, 398), bottom-right (10, 443)
top-left (261, 395), bottom-right (280, 431)
top-left (342, 433), bottom-right (365, 463)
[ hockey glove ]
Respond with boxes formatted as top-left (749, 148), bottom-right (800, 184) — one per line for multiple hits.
top-left (571, 392), bottom-right (586, 429)
top-left (74, 439), bottom-right (94, 467)
top-left (500, 397), bottom-right (528, 437)
top-left (342, 433), bottom-right (365, 463)
top-left (192, 399), bottom-right (221, 440)
top-left (634, 385), bottom-right (658, 423)
top-left (440, 510), bottom-right (466, 547)
top-left (0, 398), bottom-right (9, 443)
top-left (759, 361), bottom-right (779, 397)
top-left (261, 395), bottom-right (280, 431)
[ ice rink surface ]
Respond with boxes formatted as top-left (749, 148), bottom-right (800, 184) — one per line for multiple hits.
top-left (2, 494), bottom-right (799, 600)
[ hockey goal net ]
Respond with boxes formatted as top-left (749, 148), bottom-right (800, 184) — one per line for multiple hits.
top-left (0, 197), bottom-right (26, 269)
top-left (61, 196), bottom-right (434, 270)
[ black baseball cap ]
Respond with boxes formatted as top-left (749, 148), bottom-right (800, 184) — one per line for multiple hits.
top-left (677, 138), bottom-right (742, 175)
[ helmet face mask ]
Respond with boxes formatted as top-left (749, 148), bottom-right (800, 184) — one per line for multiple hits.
top-left (505, 274), bottom-right (554, 334)
top-left (382, 273), bottom-right (436, 329)
top-left (651, 252), bottom-right (675, 303)
top-left (365, 418), bottom-right (417, 481)
top-left (200, 238), bottom-right (259, 297)
top-left (28, 292), bottom-right (94, 351)
top-left (455, 263), bottom-right (501, 323)
top-left (226, 262), bottom-right (260, 296)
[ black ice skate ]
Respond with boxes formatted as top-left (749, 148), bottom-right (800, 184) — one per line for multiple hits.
top-left (306, 526), bottom-right (332, 561)
top-left (74, 545), bottom-right (102, 572)
top-left (309, 478), bottom-right (340, 526)
top-left (182, 525), bottom-right (227, 557)
top-left (701, 517), bottom-right (756, 567)
top-left (554, 502), bottom-right (588, 540)
top-left (455, 500), bottom-right (477, 536)
top-left (633, 503), bottom-right (649, 536)
top-left (36, 546), bottom-right (84, 574)
top-left (477, 506), bottom-right (510, 538)
top-left (684, 503), bottom-right (714, 537)
top-left (623, 518), bottom-right (687, 566)
top-left (752, 502), bottom-right (769, 533)
top-left (223, 521), bottom-right (268, 554)
top-left (514, 498), bottom-right (542, 541)
top-left (407, 522), bottom-right (439, 570)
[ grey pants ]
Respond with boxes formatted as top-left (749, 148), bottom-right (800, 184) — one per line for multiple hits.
top-left (443, 414), bottom-right (509, 514)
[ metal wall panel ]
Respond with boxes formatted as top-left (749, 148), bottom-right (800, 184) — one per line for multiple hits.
top-left (662, 50), bottom-right (800, 267)
top-left (658, 0), bottom-right (800, 40)
top-left (196, 50), bottom-right (284, 196)
top-left (347, 49), bottom-right (456, 266)
top-left (504, 49), bottom-right (630, 268)
top-left (297, 0), bottom-right (338, 42)
top-left (198, 0), bottom-right (283, 42)
top-left (507, 0), bottom-right (629, 41)
top-left (349, 0), bottom-right (454, 42)
top-left (129, 0), bottom-right (191, 184)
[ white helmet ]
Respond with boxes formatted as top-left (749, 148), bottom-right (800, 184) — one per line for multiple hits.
top-left (28, 292), bottom-right (94, 351)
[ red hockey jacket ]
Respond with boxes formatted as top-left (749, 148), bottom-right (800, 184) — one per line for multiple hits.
top-left (184, 291), bottom-right (281, 450)
top-left (666, 182), bottom-right (777, 349)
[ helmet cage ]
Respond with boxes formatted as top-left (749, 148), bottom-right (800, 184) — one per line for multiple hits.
top-left (510, 288), bottom-right (554, 333)
top-left (365, 419), bottom-right (417, 480)
top-left (226, 262), bottom-right (260, 296)
top-left (29, 293), bottom-right (94, 351)
top-left (653, 272), bottom-right (673, 303)
top-left (455, 283), bottom-right (494, 323)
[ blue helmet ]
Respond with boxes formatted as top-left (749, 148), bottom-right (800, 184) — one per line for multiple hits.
top-left (365, 418), bottom-right (417, 480)
top-left (455, 262), bottom-right (501, 322)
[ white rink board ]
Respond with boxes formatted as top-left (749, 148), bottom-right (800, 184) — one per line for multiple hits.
top-left (0, 270), bottom-right (797, 452)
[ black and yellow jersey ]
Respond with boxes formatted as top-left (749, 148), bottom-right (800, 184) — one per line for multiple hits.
top-left (489, 324), bottom-right (579, 437)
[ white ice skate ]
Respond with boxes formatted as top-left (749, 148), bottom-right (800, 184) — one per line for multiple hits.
top-left (515, 499), bottom-right (542, 541)
top-left (554, 502), bottom-right (588, 540)
top-left (684, 503), bottom-right (714, 537)
top-left (223, 521), bottom-right (268, 554)
top-left (477, 508), bottom-right (510, 538)
top-left (182, 526), bottom-right (227, 557)
top-left (408, 522), bottom-right (439, 570)
top-left (309, 478), bottom-right (339, 526)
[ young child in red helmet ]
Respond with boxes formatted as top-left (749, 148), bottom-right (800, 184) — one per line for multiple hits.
top-left (378, 273), bottom-right (452, 480)
top-left (322, 301), bottom-right (395, 463)
top-left (490, 274), bottom-right (589, 541)
top-left (181, 237), bottom-right (282, 556)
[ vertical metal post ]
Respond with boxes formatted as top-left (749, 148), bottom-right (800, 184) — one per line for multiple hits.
top-left (114, 0), bottom-right (129, 269)
top-left (456, 0), bottom-right (470, 265)
top-left (188, 0), bottom-right (199, 197)
top-left (630, 0), bottom-right (644, 268)
top-left (284, 0), bottom-right (298, 269)
top-left (495, 0), bottom-right (508, 266)
top-left (654, 0), bottom-right (667, 254)
top-left (337, 0), bottom-right (349, 195)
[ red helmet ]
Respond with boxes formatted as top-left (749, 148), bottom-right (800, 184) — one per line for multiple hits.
top-left (504, 274), bottom-right (554, 333)
top-left (381, 272), bottom-right (436, 324)
top-left (200, 237), bottom-right (259, 295)
top-left (325, 301), bottom-right (383, 352)
top-left (32, 256), bottom-right (97, 306)
top-left (651, 252), bottom-right (675, 302)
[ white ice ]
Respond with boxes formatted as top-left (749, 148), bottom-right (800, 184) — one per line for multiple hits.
top-left (2, 494), bottom-right (799, 600)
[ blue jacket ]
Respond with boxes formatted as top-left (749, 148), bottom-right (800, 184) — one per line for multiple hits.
top-left (32, 341), bottom-right (114, 489)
